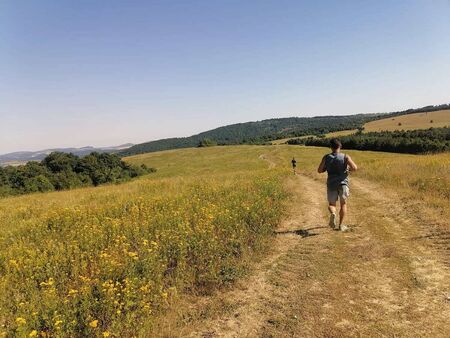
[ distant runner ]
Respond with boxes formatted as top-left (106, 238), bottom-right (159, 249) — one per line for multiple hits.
top-left (317, 139), bottom-right (358, 231)
top-left (291, 157), bottom-right (297, 175)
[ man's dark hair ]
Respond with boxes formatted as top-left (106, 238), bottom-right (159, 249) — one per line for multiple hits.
top-left (330, 138), bottom-right (342, 150)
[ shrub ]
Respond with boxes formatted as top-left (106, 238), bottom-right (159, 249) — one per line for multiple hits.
top-left (198, 138), bottom-right (217, 147)
top-left (0, 152), bottom-right (156, 197)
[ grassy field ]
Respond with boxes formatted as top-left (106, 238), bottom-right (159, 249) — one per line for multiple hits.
top-left (363, 109), bottom-right (450, 132)
top-left (1, 145), bottom-right (449, 337)
top-left (0, 146), bottom-right (288, 337)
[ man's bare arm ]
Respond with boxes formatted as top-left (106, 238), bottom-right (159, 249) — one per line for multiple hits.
top-left (317, 157), bottom-right (326, 173)
top-left (346, 155), bottom-right (358, 171)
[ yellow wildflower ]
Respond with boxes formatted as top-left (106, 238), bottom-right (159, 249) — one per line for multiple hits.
top-left (89, 320), bottom-right (98, 328)
top-left (103, 331), bottom-right (110, 337)
top-left (29, 330), bottom-right (38, 337)
top-left (68, 289), bottom-right (78, 296)
top-left (40, 278), bottom-right (54, 287)
top-left (9, 259), bottom-right (19, 268)
top-left (16, 317), bottom-right (26, 325)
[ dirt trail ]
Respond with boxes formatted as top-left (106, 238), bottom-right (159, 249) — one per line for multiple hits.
top-left (181, 158), bottom-right (449, 337)
top-left (258, 154), bottom-right (277, 169)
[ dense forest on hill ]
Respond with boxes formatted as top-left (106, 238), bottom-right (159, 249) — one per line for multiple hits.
top-left (121, 104), bottom-right (450, 156)
top-left (287, 127), bottom-right (450, 154)
top-left (0, 152), bottom-right (155, 197)
top-left (121, 114), bottom-right (382, 155)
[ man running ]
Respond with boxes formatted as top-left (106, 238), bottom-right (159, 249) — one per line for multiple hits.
top-left (317, 139), bottom-right (357, 231)
top-left (291, 157), bottom-right (297, 175)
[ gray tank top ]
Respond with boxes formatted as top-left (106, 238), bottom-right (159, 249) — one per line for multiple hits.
top-left (324, 152), bottom-right (349, 189)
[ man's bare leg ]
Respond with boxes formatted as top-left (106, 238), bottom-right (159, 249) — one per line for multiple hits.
top-left (328, 204), bottom-right (336, 215)
top-left (328, 203), bottom-right (337, 229)
top-left (339, 201), bottom-right (347, 225)
top-left (339, 201), bottom-right (348, 231)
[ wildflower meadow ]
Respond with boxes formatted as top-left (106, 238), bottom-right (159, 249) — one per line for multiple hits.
top-left (0, 147), bottom-right (287, 337)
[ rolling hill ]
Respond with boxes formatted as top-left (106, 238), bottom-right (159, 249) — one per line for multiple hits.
top-left (363, 109), bottom-right (450, 132)
top-left (120, 114), bottom-right (382, 156)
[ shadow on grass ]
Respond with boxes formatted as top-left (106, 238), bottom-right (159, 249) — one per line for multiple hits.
top-left (275, 225), bottom-right (327, 238)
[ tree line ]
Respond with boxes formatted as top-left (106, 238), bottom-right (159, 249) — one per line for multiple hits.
top-left (287, 127), bottom-right (450, 154)
top-left (0, 152), bottom-right (155, 197)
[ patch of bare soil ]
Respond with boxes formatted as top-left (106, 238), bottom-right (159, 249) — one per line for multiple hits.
top-left (258, 154), bottom-right (277, 169)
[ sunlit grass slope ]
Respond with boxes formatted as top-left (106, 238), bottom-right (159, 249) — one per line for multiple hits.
top-left (0, 146), bottom-right (288, 337)
top-left (363, 109), bottom-right (450, 132)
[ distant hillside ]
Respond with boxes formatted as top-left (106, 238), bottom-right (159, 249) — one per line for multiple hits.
top-left (363, 109), bottom-right (450, 132)
top-left (0, 144), bottom-right (133, 166)
top-left (121, 103), bottom-right (450, 156)
top-left (121, 114), bottom-right (382, 156)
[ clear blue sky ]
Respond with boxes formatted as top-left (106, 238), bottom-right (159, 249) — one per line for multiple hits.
top-left (1, 0), bottom-right (449, 153)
